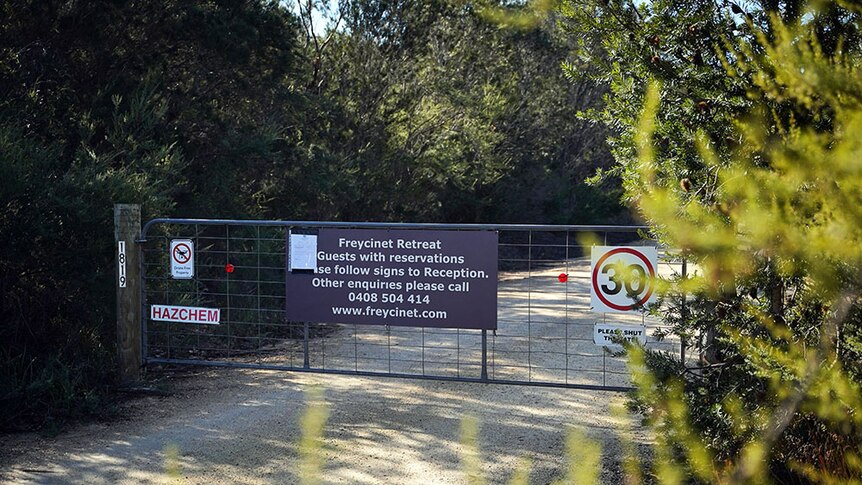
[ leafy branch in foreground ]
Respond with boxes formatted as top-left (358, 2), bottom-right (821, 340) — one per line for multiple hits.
top-left (299, 387), bottom-right (330, 485)
top-left (626, 5), bottom-right (862, 482)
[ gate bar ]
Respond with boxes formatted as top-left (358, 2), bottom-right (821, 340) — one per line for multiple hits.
top-left (141, 218), bottom-right (648, 240)
top-left (146, 357), bottom-right (634, 392)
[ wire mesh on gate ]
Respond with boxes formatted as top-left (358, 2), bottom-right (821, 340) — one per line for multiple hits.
top-left (140, 220), bottom-right (686, 390)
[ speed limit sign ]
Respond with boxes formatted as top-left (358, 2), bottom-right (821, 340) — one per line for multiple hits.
top-left (591, 246), bottom-right (658, 313)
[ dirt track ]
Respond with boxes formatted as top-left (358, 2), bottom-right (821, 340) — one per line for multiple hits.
top-left (1, 368), bottom-right (651, 484)
top-left (1, 255), bottom-right (674, 484)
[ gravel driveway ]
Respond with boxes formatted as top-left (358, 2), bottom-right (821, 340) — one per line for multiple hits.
top-left (1, 255), bottom-right (673, 484)
top-left (1, 369), bottom-right (652, 484)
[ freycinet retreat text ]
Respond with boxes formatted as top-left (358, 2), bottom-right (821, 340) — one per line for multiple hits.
top-left (286, 229), bottom-right (497, 330)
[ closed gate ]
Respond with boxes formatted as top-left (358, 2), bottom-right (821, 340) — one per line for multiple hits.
top-left (139, 219), bottom-right (684, 391)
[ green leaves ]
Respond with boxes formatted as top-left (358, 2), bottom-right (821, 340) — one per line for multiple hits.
top-left (562, 0), bottom-right (862, 481)
top-left (300, 0), bottom-right (622, 223)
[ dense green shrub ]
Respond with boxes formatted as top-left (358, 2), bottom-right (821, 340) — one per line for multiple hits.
top-left (0, 0), bottom-right (298, 429)
top-left (557, 0), bottom-right (862, 479)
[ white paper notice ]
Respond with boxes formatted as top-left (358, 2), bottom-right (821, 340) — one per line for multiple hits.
top-left (289, 233), bottom-right (318, 271)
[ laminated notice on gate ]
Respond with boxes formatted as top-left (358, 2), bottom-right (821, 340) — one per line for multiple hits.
top-left (289, 233), bottom-right (318, 271)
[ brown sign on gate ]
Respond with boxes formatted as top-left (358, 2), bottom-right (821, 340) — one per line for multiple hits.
top-left (286, 228), bottom-right (498, 330)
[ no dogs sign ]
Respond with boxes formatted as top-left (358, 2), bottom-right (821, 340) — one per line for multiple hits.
top-left (590, 246), bottom-right (658, 313)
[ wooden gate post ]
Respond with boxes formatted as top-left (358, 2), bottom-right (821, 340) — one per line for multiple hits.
top-left (115, 204), bottom-right (142, 383)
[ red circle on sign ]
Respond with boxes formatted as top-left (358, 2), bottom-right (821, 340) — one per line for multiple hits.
top-left (558, 273), bottom-right (568, 283)
top-left (172, 243), bottom-right (192, 264)
top-left (225, 263), bottom-right (235, 273)
top-left (591, 248), bottom-right (656, 311)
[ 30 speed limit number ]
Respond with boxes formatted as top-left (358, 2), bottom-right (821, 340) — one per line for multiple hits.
top-left (590, 246), bottom-right (658, 313)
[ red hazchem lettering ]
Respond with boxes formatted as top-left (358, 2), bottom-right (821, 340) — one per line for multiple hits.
top-left (152, 305), bottom-right (219, 323)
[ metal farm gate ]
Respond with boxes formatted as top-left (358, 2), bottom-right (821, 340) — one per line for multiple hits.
top-left (138, 219), bottom-right (685, 391)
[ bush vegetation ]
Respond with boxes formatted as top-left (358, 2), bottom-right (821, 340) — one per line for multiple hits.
top-left (5, 0), bottom-right (861, 481)
top-left (559, 0), bottom-right (862, 481)
top-left (0, 0), bottom-right (626, 430)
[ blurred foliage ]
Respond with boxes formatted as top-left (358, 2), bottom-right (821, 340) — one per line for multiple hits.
top-left (555, 427), bottom-right (602, 484)
top-left (164, 443), bottom-right (182, 483)
top-left (291, 393), bottom-right (612, 484)
top-left (460, 416), bottom-right (487, 485)
top-left (298, 386), bottom-right (329, 485)
top-left (560, 0), bottom-right (862, 481)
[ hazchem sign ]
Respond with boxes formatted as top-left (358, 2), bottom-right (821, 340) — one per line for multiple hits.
top-left (170, 239), bottom-right (194, 279)
top-left (150, 304), bottom-right (220, 325)
top-left (593, 323), bottom-right (647, 348)
top-left (285, 228), bottom-right (498, 329)
top-left (590, 246), bottom-right (658, 313)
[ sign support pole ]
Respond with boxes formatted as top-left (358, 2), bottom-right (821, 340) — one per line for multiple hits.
top-left (115, 204), bottom-right (142, 384)
top-left (303, 322), bottom-right (310, 369)
top-left (481, 329), bottom-right (488, 381)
